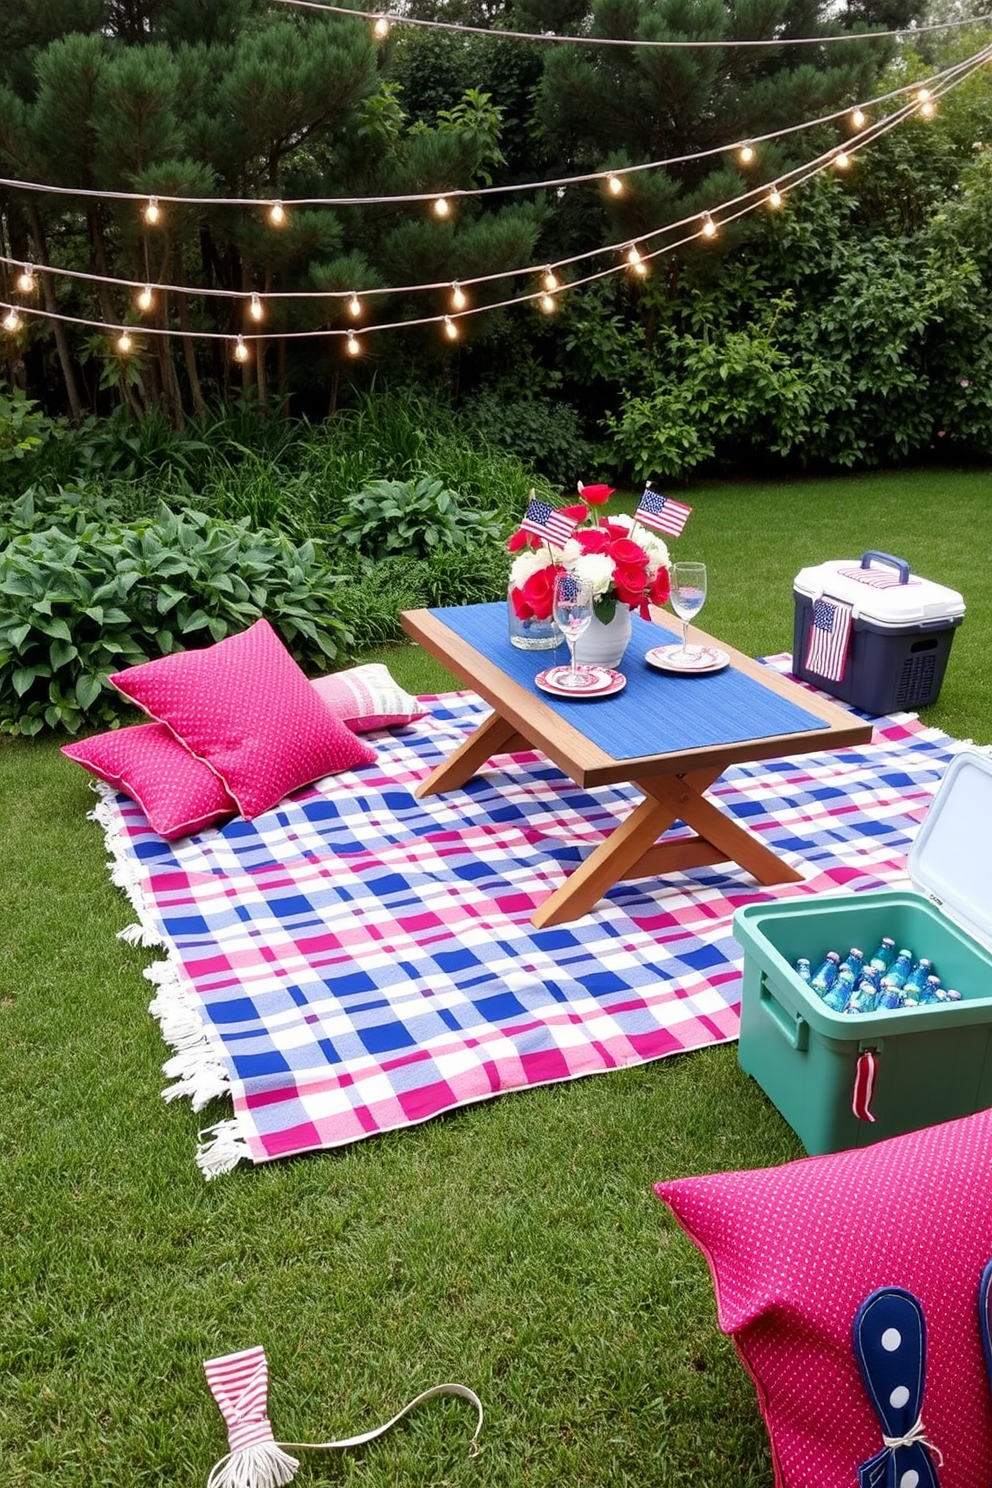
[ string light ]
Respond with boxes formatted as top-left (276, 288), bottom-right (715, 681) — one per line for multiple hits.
top-left (917, 88), bottom-right (937, 117)
top-left (701, 213), bottom-right (717, 238)
top-left (116, 331), bottom-right (132, 353)
top-left (625, 244), bottom-right (648, 275)
top-left (249, 292), bottom-right (264, 321)
top-left (542, 267), bottom-right (559, 292)
top-left (268, 200), bottom-right (286, 226)
top-left (233, 334), bottom-right (249, 362)
top-left (538, 291), bottom-right (557, 313)
top-left (137, 284), bottom-right (154, 311)
top-left (3, 307), bottom-right (21, 332)
top-left (346, 331), bottom-right (361, 355)
top-left (372, 14), bottom-right (390, 38)
top-left (450, 281), bottom-right (467, 310)
top-left (433, 196), bottom-right (451, 218)
top-left (16, 265), bottom-right (35, 293)
top-left (738, 143), bottom-right (756, 165)
top-left (767, 185), bottom-right (783, 208)
top-left (348, 293), bottom-right (361, 318)
top-left (144, 196), bottom-right (161, 224)
top-left (833, 149), bottom-right (851, 169)
top-left (443, 315), bottom-right (459, 340)
top-left (606, 172), bottom-right (624, 196)
top-left (851, 107), bottom-right (867, 129)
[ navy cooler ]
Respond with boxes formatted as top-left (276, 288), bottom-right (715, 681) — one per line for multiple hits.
top-left (792, 551), bottom-right (965, 714)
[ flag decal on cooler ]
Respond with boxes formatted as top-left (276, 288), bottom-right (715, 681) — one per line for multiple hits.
top-left (805, 595), bottom-right (854, 682)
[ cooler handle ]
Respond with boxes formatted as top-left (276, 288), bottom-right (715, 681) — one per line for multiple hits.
top-left (759, 972), bottom-right (809, 1051)
top-left (860, 551), bottom-right (910, 584)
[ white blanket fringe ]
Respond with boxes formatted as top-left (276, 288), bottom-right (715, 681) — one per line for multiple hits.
top-left (198, 1119), bottom-right (253, 1180)
top-left (89, 781), bottom-right (245, 1178)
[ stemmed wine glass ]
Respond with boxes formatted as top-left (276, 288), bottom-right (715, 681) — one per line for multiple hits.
top-left (670, 563), bottom-right (707, 660)
top-left (552, 572), bottom-right (595, 689)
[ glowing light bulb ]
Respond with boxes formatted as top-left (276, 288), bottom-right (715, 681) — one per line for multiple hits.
top-left (433, 196), bottom-right (450, 218)
top-left (348, 293), bottom-right (361, 319)
top-left (3, 307), bottom-right (22, 332)
top-left (234, 334), bottom-right (249, 362)
top-left (249, 292), bottom-right (264, 322)
top-left (372, 14), bottom-right (390, 38)
top-left (916, 87), bottom-right (931, 104)
top-left (443, 315), bottom-right (459, 341)
top-left (117, 331), bottom-right (132, 353)
top-left (701, 214), bottom-right (717, 238)
top-left (137, 284), bottom-right (154, 311)
top-left (268, 200), bottom-right (286, 226)
top-left (626, 244), bottom-right (642, 265)
top-left (738, 143), bottom-right (755, 165)
top-left (144, 196), bottom-right (160, 225)
top-left (767, 186), bottom-right (783, 208)
top-left (542, 267), bottom-right (559, 292)
top-left (538, 292), bottom-right (556, 314)
top-left (919, 96), bottom-right (936, 118)
top-left (346, 332), bottom-right (361, 356)
top-left (16, 265), bottom-right (35, 294)
top-left (450, 282), bottom-right (467, 310)
top-left (851, 107), bottom-right (867, 129)
top-left (833, 150), bottom-right (851, 170)
top-left (606, 172), bottom-right (624, 197)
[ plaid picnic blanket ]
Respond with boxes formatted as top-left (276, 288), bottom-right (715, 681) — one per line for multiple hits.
top-left (93, 660), bottom-right (970, 1177)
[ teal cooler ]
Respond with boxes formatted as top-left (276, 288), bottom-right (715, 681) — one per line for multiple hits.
top-left (734, 750), bottom-right (992, 1155)
top-left (792, 551), bottom-right (964, 713)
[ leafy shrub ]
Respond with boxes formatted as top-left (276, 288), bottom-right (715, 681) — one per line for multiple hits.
top-left (333, 539), bottom-right (511, 651)
top-left (458, 389), bottom-right (591, 489)
top-left (335, 476), bottom-right (502, 560)
top-left (0, 495), bottom-right (353, 736)
top-left (0, 388), bottom-right (64, 482)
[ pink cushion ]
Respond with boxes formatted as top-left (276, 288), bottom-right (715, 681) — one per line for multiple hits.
top-left (62, 722), bottom-right (236, 839)
top-left (310, 663), bottom-right (427, 732)
top-left (110, 619), bottom-right (375, 820)
top-left (656, 1111), bottom-right (992, 1488)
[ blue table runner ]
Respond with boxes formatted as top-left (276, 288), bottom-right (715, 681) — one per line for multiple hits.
top-left (431, 603), bottom-right (826, 760)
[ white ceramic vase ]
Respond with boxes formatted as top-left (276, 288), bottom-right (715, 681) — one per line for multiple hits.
top-left (573, 605), bottom-right (633, 668)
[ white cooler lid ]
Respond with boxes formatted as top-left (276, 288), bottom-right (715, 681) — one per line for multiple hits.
top-left (794, 552), bottom-right (965, 626)
top-left (908, 749), bottom-right (992, 950)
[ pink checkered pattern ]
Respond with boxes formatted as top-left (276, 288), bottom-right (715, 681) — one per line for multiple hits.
top-left (97, 662), bottom-right (967, 1168)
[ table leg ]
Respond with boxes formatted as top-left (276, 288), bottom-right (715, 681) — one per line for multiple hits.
top-left (531, 767), bottom-right (801, 928)
top-left (416, 712), bottom-right (530, 799)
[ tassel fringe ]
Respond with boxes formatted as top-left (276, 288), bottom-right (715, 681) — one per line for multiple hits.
top-left (207, 1441), bottom-right (301, 1488)
top-left (89, 782), bottom-right (247, 1177)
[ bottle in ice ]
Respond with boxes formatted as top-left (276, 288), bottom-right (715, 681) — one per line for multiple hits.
top-left (868, 937), bottom-right (896, 974)
top-left (795, 957), bottom-right (812, 984)
top-left (845, 970), bottom-right (879, 1015)
top-left (899, 958), bottom-right (935, 1005)
top-left (879, 948), bottom-right (913, 991)
top-left (836, 948), bottom-right (864, 987)
top-left (918, 974), bottom-right (944, 1005)
top-left (809, 951), bottom-right (841, 996)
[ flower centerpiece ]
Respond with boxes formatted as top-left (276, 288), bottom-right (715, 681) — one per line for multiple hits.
top-left (507, 483), bottom-right (672, 666)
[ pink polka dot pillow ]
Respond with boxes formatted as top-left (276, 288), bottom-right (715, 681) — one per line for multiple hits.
top-left (310, 663), bottom-right (427, 732)
top-left (656, 1111), bottom-right (992, 1488)
top-left (62, 722), bottom-right (236, 839)
top-left (110, 619), bottom-right (375, 821)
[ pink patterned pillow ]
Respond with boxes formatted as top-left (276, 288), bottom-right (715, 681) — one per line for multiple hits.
top-left (62, 722), bottom-right (236, 839)
top-left (310, 663), bottom-right (427, 732)
top-left (110, 619), bottom-right (375, 820)
top-left (656, 1111), bottom-right (992, 1488)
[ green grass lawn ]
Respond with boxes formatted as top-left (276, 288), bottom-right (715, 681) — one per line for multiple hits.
top-left (2, 467), bottom-right (990, 1488)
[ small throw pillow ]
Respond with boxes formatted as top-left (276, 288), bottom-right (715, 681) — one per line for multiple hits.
top-left (310, 663), bottom-right (427, 732)
top-left (62, 722), bottom-right (236, 839)
top-left (656, 1110), bottom-right (992, 1488)
top-left (110, 619), bottom-right (376, 820)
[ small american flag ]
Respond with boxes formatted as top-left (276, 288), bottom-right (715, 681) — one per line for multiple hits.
top-left (519, 497), bottom-right (578, 551)
top-left (634, 487), bottom-right (693, 538)
top-left (805, 596), bottom-right (853, 682)
top-left (836, 565), bottom-right (920, 590)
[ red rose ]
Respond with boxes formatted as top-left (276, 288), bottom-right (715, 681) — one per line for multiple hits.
top-left (614, 566), bottom-right (649, 606)
top-left (520, 564), bottom-right (558, 620)
top-left (609, 537), bottom-right (648, 567)
top-left (559, 502), bottom-right (588, 523)
top-left (651, 567), bottom-right (671, 605)
top-left (575, 528), bottom-right (611, 554)
top-left (577, 482), bottom-right (615, 505)
top-left (507, 529), bottom-right (542, 552)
